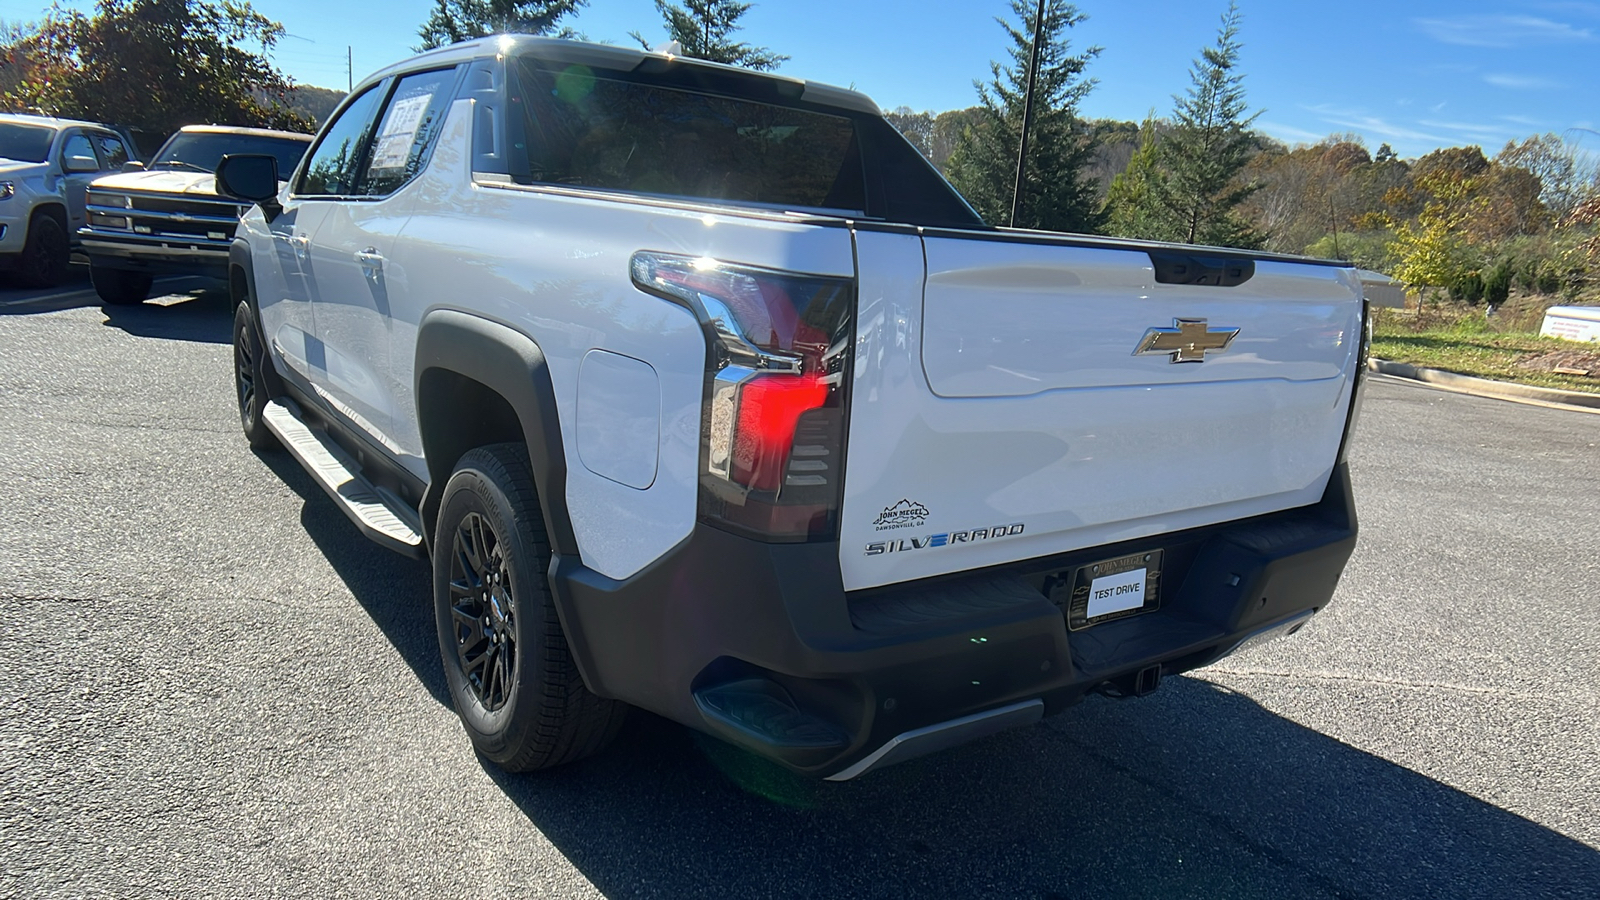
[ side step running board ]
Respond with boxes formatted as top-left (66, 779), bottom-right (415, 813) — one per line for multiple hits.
top-left (261, 399), bottom-right (425, 557)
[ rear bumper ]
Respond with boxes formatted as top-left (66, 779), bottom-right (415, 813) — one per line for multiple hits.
top-left (551, 464), bottom-right (1358, 779)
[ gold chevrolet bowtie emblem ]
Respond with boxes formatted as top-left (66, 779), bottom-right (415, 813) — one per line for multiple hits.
top-left (1134, 318), bottom-right (1239, 363)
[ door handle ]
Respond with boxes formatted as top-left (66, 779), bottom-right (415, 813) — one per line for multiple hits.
top-left (356, 248), bottom-right (383, 267)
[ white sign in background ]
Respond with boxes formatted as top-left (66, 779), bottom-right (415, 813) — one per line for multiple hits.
top-left (1087, 567), bottom-right (1146, 619)
top-left (1540, 306), bottom-right (1600, 344)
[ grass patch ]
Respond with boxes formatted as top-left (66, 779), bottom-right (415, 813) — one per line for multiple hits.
top-left (1373, 304), bottom-right (1600, 394)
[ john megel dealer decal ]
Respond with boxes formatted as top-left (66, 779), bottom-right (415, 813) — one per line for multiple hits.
top-left (865, 523), bottom-right (1025, 556)
top-left (873, 499), bottom-right (929, 531)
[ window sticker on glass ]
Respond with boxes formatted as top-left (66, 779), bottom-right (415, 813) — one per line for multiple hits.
top-left (370, 93), bottom-right (433, 172)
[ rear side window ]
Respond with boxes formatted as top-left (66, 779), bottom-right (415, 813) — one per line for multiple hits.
top-left (361, 67), bottom-right (458, 196)
top-left (508, 59), bottom-right (865, 213)
top-left (95, 134), bottom-right (130, 169)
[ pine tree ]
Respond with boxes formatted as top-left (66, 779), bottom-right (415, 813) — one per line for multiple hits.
top-left (1103, 115), bottom-right (1173, 239)
top-left (416, 0), bottom-right (584, 52)
top-left (1159, 2), bottom-right (1263, 248)
top-left (944, 0), bottom-right (1105, 234)
top-left (632, 0), bottom-right (785, 71)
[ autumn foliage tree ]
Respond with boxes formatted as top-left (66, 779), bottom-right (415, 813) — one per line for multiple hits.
top-left (0, 0), bottom-right (311, 136)
top-left (1388, 168), bottom-right (1481, 301)
top-left (884, 107), bottom-right (935, 160)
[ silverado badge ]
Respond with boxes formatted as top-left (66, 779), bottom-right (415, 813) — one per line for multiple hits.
top-left (1134, 318), bottom-right (1240, 363)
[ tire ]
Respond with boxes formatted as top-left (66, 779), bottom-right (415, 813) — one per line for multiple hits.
top-left (13, 213), bottom-right (69, 288)
top-left (433, 444), bottom-right (626, 771)
top-left (91, 265), bottom-right (153, 306)
top-left (232, 301), bottom-right (278, 450)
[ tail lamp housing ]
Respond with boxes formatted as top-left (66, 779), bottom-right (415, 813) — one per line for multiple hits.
top-left (1336, 299), bottom-right (1373, 465)
top-left (631, 251), bottom-right (854, 541)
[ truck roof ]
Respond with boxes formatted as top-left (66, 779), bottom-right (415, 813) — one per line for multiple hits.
top-left (0, 112), bottom-right (119, 132)
top-left (176, 124), bottom-right (313, 142)
top-left (364, 35), bottom-right (882, 116)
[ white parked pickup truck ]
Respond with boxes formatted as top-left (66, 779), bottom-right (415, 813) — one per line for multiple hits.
top-left (216, 36), bottom-right (1375, 780)
top-left (0, 114), bottom-right (139, 287)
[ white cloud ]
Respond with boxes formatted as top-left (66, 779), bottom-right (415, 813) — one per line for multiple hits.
top-left (1483, 73), bottom-right (1566, 89)
top-left (1418, 119), bottom-right (1518, 143)
top-left (1258, 122), bottom-right (1329, 146)
top-left (1414, 14), bottom-right (1593, 47)
top-left (1302, 104), bottom-right (1457, 145)
top-left (1498, 115), bottom-right (1547, 127)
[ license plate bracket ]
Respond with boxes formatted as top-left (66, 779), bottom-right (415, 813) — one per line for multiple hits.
top-left (1064, 549), bottom-right (1163, 631)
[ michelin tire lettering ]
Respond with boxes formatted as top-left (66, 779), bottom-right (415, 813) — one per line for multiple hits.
top-left (865, 523), bottom-right (1026, 556)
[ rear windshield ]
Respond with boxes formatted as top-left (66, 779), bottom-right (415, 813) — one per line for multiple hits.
top-left (152, 132), bottom-right (310, 175)
top-left (0, 123), bottom-right (56, 163)
top-left (508, 59), bottom-right (865, 213)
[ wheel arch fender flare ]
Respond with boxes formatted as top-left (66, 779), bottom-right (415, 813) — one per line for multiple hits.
top-left (228, 238), bottom-right (256, 304)
top-left (413, 308), bottom-right (579, 562)
top-left (29, 201), bottom-right (68, 231)
top-left (228, 237), bottom-right (285, 398)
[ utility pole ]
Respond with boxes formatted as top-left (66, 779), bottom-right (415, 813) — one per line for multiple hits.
top-left (1010, 0), bottom-right (1047, 229)
top-left (347, 46), bottom-right (353, 92)
top-left (1329, 197), bottom-right (1341, 259)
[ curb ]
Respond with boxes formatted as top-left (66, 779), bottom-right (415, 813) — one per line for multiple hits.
top-left (1368, 358), bottom-right (1600, 413)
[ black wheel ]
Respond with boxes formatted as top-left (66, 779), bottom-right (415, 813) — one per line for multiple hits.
top-left (91, 265), bottom-right (153, 305)
top-left (233, 302), bottom-right (277, 450)
top-left (14, 214), bottom-right (69, 288)
top-left (434, 444), bottom-right (626, 771)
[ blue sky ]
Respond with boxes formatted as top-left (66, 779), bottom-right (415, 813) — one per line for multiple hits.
top-left (2, 0), bottom-right (1596, 160)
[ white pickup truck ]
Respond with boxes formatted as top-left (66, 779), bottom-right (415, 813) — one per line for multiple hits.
top-left (217, 36), bottom-right (1372, 780)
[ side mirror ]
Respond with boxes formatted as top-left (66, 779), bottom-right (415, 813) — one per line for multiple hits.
top-left (63, 154), bottom-right (99, 174)
top-left (120, 160), bottom-right (146, 173)
top-left (215, 153), bottom-right (281, 220)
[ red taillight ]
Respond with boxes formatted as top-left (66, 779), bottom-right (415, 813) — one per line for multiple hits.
top-left (731, 373), bottom-right (829, 491)
top-left (632, 252), bottom-right (854, 542)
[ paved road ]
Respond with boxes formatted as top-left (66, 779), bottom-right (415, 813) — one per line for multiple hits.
top-left (1, 279), bottom-right (1597, 899)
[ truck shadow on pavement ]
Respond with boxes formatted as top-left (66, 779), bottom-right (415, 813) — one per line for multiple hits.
top-left (267, 449), bottom-right (1600, 899)
top-left (253, 447), bottom-right (446, 705)
top-left (489, 683), bottom-right (1600, 900)
top-left (96, 282), bottom-right (232, 343)
top-left (0, 272), bottom-right (227, 335)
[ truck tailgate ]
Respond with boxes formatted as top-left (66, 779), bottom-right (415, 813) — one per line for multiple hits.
top-left (840, 231), bottom-right (1363, 591)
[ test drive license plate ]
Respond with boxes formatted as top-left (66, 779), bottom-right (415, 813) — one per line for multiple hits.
top-left (1065, 549), bottom-right (1163, 631)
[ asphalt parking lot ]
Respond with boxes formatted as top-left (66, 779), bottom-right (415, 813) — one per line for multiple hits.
top-left (1, 276), bottom-right (1597, 899)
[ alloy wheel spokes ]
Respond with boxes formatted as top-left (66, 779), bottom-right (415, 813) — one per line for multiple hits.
top-left (235, 326), bottom-right (255, 412)
top-left (450, 511), bottom-right (515, 712)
